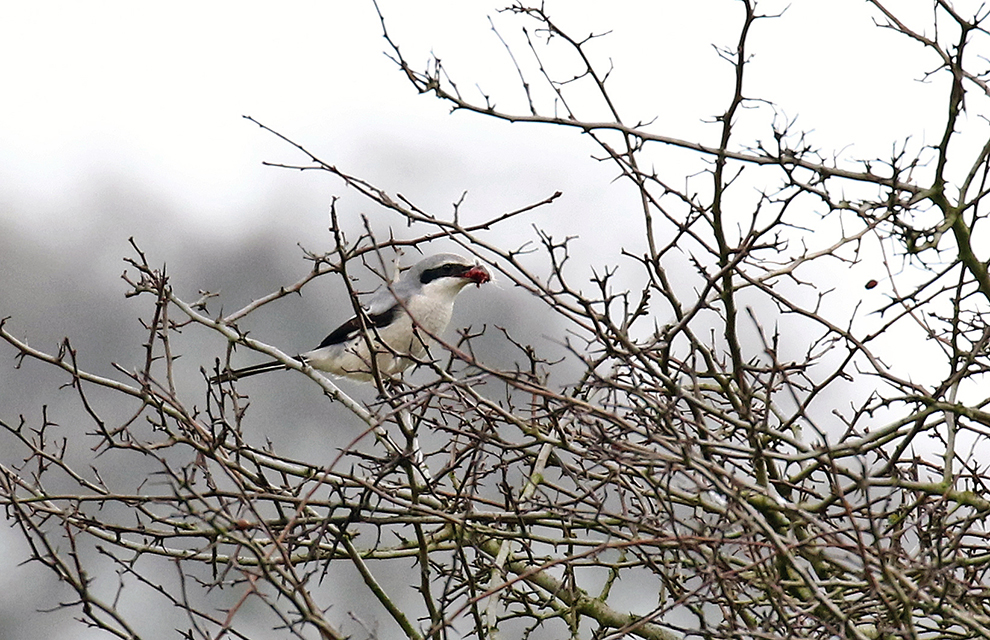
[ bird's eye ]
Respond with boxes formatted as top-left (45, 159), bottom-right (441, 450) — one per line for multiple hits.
top-left (420, 262), bottom-right (469, 283)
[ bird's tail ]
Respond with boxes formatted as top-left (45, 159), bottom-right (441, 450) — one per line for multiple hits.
top-left (210, 361), bottom-right (289, 384)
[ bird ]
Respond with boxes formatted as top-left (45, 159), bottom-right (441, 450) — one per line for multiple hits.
top-left (211, 253), bottom-right (491, 384)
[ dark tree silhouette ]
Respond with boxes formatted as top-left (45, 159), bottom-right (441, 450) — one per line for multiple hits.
top-left (4, 2), bottom-right (990, 639)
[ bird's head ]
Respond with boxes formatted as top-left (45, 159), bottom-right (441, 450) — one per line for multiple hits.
top-left (411, 253), bottom-right (491, 289)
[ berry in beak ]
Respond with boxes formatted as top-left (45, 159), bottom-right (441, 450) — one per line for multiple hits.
top-left (464, 265), bottom-right (491, 286)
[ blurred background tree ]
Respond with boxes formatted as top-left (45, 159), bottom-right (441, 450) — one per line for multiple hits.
top-left (3, 1), bottom-right (990, 639)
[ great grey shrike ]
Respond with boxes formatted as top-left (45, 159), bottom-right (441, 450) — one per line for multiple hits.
top-left (212, 253), bottom-right (491, 384)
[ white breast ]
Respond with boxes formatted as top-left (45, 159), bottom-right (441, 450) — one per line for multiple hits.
top-left (303, 283), bottom-right (465, 380)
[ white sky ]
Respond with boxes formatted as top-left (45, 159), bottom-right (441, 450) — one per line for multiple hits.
top-left (0, 1), bottom-right (946, 236)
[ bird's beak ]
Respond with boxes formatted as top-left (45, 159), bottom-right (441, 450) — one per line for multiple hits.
top-left (464, 265), bottom-right (491, 286)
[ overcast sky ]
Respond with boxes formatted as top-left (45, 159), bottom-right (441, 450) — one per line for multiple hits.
top-left (0, 1), bottom-right (963, 638)
top-left (0, 1), bottom-right (942, 236)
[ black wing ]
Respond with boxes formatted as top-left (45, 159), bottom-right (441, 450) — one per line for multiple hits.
top-left (315, 305), bottom-right (399, 349)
